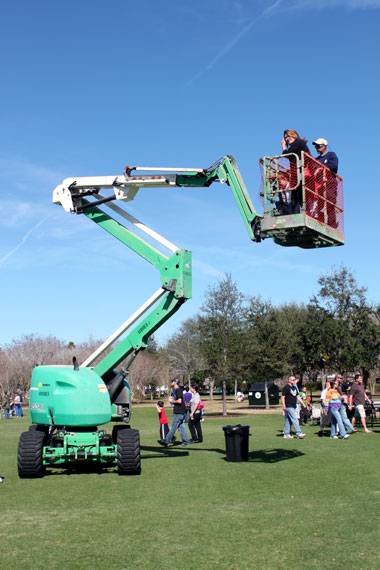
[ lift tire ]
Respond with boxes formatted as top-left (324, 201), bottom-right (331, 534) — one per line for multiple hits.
top-left (17, 430), bottom-right (47, 478)
top-left (29, 424), bottom-right (50, 435)
top-left (117, 428), bottom-right (141, 475)
top-left (112, 424), bottom-right (130, 444)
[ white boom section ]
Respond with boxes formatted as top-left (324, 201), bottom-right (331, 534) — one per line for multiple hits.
top-left (53, 168), bottom-right (183, 368)
top-left (130, 166), bottom-right (204, 172)
top-left (53, 175), bottom-right (177, 212)
top-left (82, 287), bottom-right (166, 368)
top-left (52, 166), bottom-right (204, 213)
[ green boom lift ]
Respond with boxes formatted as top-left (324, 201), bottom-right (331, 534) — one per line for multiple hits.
top-left (17, 154), bottom-right (344, 477)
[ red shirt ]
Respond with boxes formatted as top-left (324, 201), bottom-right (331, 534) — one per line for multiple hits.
top-left (158, 408), bottom-right (168, 425)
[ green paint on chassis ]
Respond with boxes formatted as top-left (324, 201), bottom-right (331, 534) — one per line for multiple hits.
top-left (17, 154), bottom-right (344, 478)
top-left (19, 366), bottom-right (140, 476)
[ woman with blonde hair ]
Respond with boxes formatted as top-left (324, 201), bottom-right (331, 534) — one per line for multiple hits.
top-left (279, 129), bottom-right (311, 213)
top-left (281, 129), bottom-right (310, 157)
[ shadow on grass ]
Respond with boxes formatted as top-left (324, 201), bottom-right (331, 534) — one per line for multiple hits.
top-left (140, 444), bottom-right (304, 464)
top-left (275, 429), bottom-right (326, 438)
top-left (45, 464), bottom-right (117, 476)
top-left (43, 445), bottom-right (304, 473)
top-left (140, 445), bottom-right (190, 458)
top-left (210, 447), bottom-right (304, 463)
top-left (246, 448), bottom-right (305, 463)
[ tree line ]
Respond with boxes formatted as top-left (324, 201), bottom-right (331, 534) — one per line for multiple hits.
top-left (164, 266), bottom-right (380, 407)
top-left (1, 267), bottom-right (379, 405)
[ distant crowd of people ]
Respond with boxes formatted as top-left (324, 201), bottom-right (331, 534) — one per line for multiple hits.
top-left (0, 390), bottom-right (23, 419)
top-left (156, 378), bottom-right (204, 448)
top-left (282, 373), bottom-right (375, 439)
top-left (318, 374), bottom-right (374, 437)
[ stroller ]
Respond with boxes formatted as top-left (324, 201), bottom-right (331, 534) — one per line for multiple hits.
top-left (310, 404), bottom-right (321, 426)
top-left (299, 403), bottom-right (312, 425)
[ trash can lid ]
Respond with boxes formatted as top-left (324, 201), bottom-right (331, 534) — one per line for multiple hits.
top-left (222, 424), bottom-right (250, 434)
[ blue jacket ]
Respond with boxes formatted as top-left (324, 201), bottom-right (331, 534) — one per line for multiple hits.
top-left (316, 151), bottom-right (338, 174)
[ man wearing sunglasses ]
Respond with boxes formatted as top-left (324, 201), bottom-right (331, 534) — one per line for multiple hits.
top-left (312, 138), bottom-right (338, 174)
top-left (312, 138), bottom-right (339, 228)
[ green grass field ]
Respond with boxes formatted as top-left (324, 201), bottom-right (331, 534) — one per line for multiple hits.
top-left (1, 407), bottom-right (379, 570)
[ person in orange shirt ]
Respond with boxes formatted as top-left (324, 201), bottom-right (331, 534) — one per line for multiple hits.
top-left (324, 382), bottom-right (349, 439)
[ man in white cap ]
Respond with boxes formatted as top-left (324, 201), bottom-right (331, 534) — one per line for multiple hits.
top-left (312, 138), bottom-right (339, 228)
top-left (312, 138), bottom-right (338, 174)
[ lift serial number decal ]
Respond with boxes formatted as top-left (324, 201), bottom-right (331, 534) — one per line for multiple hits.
top-left (138, 323), bottom-right (149, 334)
top-left (30, 403), bottom-right (45, 411)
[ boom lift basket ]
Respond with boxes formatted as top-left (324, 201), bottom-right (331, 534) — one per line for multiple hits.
top-left (259, 152), bottom-right (344, 248)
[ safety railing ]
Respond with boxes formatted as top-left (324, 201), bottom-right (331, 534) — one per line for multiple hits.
top-left (259, 154), bottom-right (300, 216)
top-left (303, 154), bottom-right (344, 232)
top-left (259, 152), bottom-right (344, 233)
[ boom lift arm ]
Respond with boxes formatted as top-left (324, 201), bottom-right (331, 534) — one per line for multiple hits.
top-left (17, 154), bottom-right (344, 479)
top-left (52, 155), bottom-right (263, 385)
top-left (52, 153), bottom-right (344, 389)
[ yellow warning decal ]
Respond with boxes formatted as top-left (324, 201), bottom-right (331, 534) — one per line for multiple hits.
top-left (98, 384), bottom-right (107, 393)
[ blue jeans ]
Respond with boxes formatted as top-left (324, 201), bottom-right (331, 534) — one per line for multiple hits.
top-left (284, 407), bottom-right (302, 436)
top-left (339, 405), bottom-right (354, 433)
top-left (330, 406), bottom-right (347, 438)
top-left (164, 413), bottom-right (189, 444)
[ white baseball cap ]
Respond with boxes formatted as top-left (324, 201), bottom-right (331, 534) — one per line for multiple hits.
top-left (312, 138), bottom-right (328, 146)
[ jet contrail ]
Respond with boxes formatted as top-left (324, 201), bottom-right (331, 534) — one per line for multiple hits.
top-left (186, 0), bottom-right (283, 86)
top-left (0, 214), bottom-right (51, 265)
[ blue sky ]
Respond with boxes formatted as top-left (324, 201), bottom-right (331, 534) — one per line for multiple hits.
top-left (1, 0), bottom-right (380, 348)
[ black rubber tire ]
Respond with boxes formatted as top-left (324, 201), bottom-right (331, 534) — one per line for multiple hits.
top-left (117, 428), bottom-right (141, 475)
top-left (111, 424), bottom-right (130, 444)
top-left (17, 430), bottom-right (47, 478)
top-left (28, 424), bottom-right (50, 435)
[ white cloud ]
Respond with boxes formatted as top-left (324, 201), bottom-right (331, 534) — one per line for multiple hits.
top-left (185, 0), bottom-right (275, 87)
top-left (0, 214), bottom-right (52, 265)
top-left (0, 158), bottom-right (64, 186)
top-left (192, 258), bottom-right (224, 279)
top-left (284, 0), bottom-right (380, 8)
top-left (0, 200), bottom-right (34, 228)
top-left (186, 0), bottom-right (380, 85)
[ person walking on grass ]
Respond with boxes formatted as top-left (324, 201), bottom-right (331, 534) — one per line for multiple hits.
top-left (156, 400), bottom-right (170, 442)
top-left (334, 375), bottom-right (356, 434)
top-left (188, 385), bottom-right (203, 443)
top-left (14, 392), bottom-right (22, 417)
top-left (281, 375), bottom-right (307, 439)
top-left (349, 375), bottom-right (372, 434)
top-left (158, 378), bottom-right (190, 448)
top-left (324, 380), bottom-right (349, 440)
top-left (3, 394), bottom-right (11, 419)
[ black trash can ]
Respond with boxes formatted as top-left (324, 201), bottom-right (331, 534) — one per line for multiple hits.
top-left (222, 424), bottom-right (250, 462)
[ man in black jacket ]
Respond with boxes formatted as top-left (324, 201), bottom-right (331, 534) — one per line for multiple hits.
top-left (281, 376), bottom-right (307, 439)
top-left (158, 378), bottom-right (190, 447)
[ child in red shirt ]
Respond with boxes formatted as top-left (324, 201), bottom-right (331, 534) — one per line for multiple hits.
top-left (156, 401), bottom-right (169, 441)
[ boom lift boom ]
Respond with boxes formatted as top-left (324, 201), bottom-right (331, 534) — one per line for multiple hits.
top-left (17, 155), bottom-right (344, 478)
